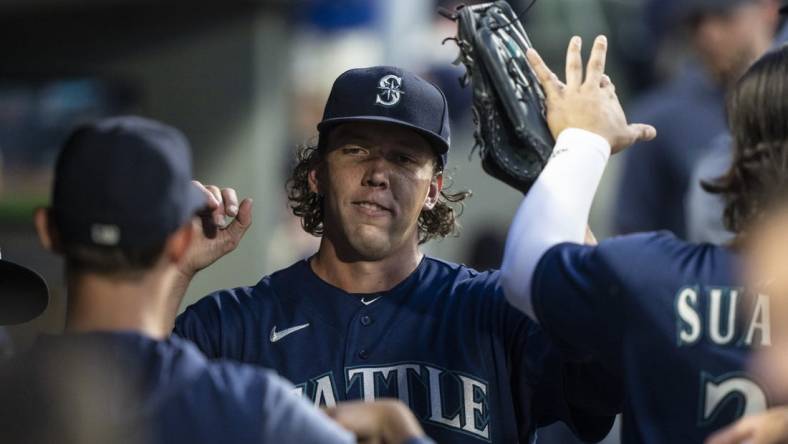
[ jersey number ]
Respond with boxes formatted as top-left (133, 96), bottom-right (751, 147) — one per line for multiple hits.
top-left (700, 373), bottom-right (767, 425)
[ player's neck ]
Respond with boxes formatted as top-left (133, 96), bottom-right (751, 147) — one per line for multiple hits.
top-left (311, 237), bottom-right (423, 294)
top-left (64, 267), bottom-right (181, 340)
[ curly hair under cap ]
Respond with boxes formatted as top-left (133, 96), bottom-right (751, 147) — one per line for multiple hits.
top-left (703, 45), bottom-right (788, 235)
top-left (286, 144), bottom-right (470, 244)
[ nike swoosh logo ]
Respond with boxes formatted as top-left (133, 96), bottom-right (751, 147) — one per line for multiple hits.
top-left (361, 296), bottom-right (382, 306)
top-left (270, 323), bottom-right (310, 342)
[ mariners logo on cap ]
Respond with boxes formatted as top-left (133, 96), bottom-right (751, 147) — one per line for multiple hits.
top-left (375, 75), bottom-right (404, 107)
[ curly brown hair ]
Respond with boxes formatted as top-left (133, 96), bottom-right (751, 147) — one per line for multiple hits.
top-left (703, 46), bottom-right (788, 235)
top-left (286, 144), bottom-right (471, 244)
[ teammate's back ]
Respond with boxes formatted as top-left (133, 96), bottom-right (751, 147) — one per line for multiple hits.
top-left (0, 332), bottom-right (346, 444)
top-left (531, 232), bottom-right (771, 442)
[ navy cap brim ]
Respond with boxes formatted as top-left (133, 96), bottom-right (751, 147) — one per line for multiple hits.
top-left (0, 260), bottom-right (48, 325)
top-left (318, 116), bottom-right (450, 155)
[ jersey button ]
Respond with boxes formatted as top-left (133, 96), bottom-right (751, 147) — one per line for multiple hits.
top-left (360, 315), bottom-right (372, 326)
top-left (358, 349), bottom-right (369, 360)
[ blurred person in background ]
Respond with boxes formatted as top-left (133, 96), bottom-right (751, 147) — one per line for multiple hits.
top-left (685, 133), bottom-right (738, 244)
top-left (614, 0), bottom-right (779, 238)
top-left (0, 116), bottom-right (431, 444)
top-left (685, 2), bottom-right (788, 244)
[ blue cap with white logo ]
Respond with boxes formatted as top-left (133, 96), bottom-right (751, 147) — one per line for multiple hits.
top-left (52, 116), bottom-right (207, 248)
top-left (317, 66), bottom-right (451, 167)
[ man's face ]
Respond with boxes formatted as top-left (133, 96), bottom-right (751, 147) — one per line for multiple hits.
top-left (309, 122), bottom-right (442, 260)
top-left (690, 1), bottom-right (777, 87)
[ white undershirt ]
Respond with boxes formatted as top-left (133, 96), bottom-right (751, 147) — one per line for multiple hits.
top-left (500, 128), bottom-right (611, 321)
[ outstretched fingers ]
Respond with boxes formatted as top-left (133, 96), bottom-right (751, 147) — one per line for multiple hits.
top-left (526, 48), bottom-right (563, 97)
top-left (565, 36), bottom-right (583, 89)
top-left (584, 35), bottom-right (608, 88)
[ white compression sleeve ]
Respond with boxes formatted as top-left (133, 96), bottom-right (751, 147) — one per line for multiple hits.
top-left (501, 128), bottom-right (611, 321)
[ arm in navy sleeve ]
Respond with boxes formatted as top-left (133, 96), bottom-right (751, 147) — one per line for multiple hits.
top-left (531, 232), bottom-right (681, 363)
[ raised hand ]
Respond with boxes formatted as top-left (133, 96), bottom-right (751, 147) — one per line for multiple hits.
top-left (179, 180), bottom-right (253, 279)
top-left (526, 35), bottom-right (656, 153)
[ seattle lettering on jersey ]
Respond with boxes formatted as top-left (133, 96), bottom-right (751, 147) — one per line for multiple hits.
top-left (675, 286), bottom-right (771, 348)
top-left (292, 362), bottom-right (491, 440)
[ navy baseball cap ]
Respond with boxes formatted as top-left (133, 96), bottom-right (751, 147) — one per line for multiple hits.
top-left (317, 66), bottom-right (451, 167)
top-left (52, 116), bottom-right (207, 248)
top-left (0, 257), bottom-right (48, 325)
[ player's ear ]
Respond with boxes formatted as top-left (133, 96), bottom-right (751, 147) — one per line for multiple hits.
top-left (33, 207), bottom-right (62, 253)
top-left (423, 173), bottom-right (443, 210)
top-left (308, 166), bottom-right (320, 195)
top-left (166, 220), bottom-right (195, 264)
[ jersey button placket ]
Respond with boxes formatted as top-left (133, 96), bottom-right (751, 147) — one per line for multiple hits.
top-left (347, 303), bottom-right (379, 364)
top-left (357, 313), bottom-right (372, 359)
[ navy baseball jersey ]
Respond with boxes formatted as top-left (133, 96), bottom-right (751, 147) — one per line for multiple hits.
top-left (0, 331), bottom-right (354, 444)
top-left (531, 232), bottom-right (773, 443)
top-left (175, 256), bottom-right (618, 443)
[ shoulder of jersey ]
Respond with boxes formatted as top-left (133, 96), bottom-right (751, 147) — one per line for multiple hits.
top-left (195, 262), bottom-right (305, 308)
top-left (422, 256), bottom-right (503, 299)
top-left (424, 255), bottom-right (478, 275)
top-left (598, 230), bottom-right (733, 276)
top-left (603, 230), bottom-right (684, 253)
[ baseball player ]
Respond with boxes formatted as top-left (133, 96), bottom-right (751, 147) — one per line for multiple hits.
top-left (0, 116), bottom-right (431, 444)
top-left (173, 65), bottom-right (654, 442)
top-left (501, 36), bottom-right (786, 442)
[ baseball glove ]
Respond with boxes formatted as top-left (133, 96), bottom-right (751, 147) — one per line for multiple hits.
top-left (441, 1), bottom-right (554, 194)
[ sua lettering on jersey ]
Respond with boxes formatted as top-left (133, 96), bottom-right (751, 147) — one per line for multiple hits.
top-left (532, 232), bottom-right (775, 443)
